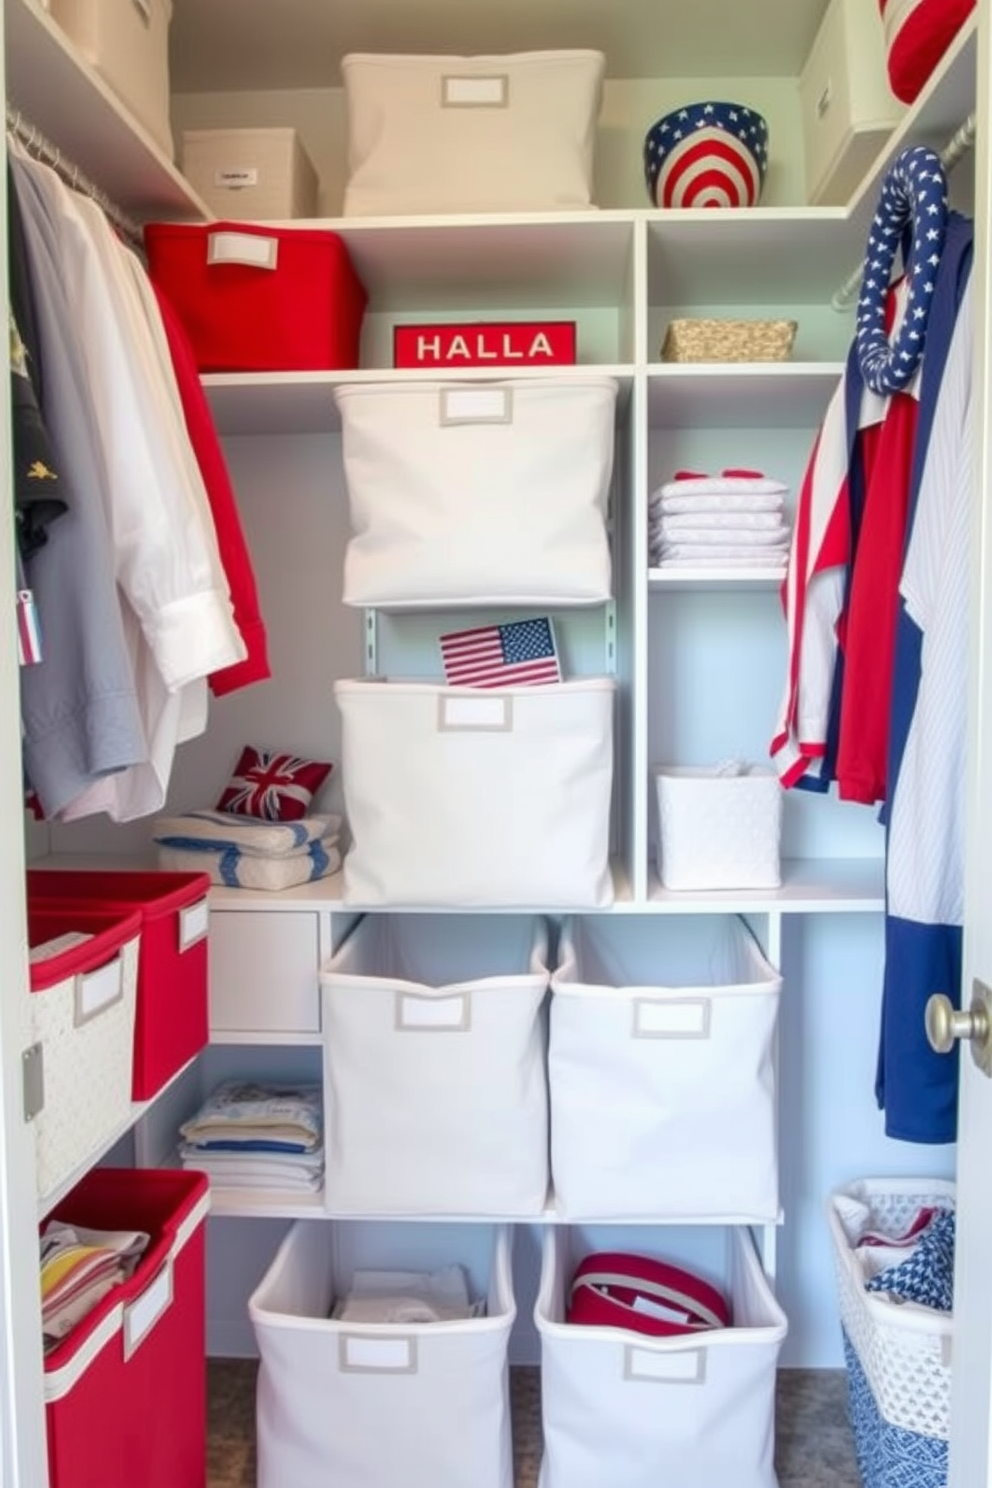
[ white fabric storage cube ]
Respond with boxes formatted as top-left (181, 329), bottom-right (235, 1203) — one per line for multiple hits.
top-left (335, 678), bottom-right (616, 908)
top-left (180, 128), bottom-right (319, 220)
top-left (549, 916), bottom-right (781, 1220)
top-left (536, 1226), bottom-right (787, 1488)
top-left (320, 914), bottom-right (550, 1215)
top-left (48, 0), bottom-right (174, 159)
top-left (250, 1219), bottom-right (516, 1488)
top-left (654, 764), bottom-right (783, 890)
top-left (334, 378), bottom-right (617, 608)
top-left (341, 50), bottom-right (605, 216)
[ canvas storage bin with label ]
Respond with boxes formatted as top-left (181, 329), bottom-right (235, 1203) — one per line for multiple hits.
top-left (549, 915), bottom-right (781, 1220)
top-left (180, 127), bottom-right (319, 220)
top-left (653, 762), bottom-right (783, 891)
top-left (536, 1226), bottom-right (787, 1488)
top-left (27, 904), bottom-right (141, 1202)
top-left (828, 1177), bottom-right (956, 1488)
top-left (143, 221), bottom-right (367, 373)
top-left (320, 914), bottom-right (550, 1216)
top-left (27, 868), bottom-right (210, 1102)
top-left (334, 677), bottom-right (615, 908)
top-left (334, 378), bottom-right (616, 608)
top-left (43, 1167), bottom-right (210, 1488)
top-left (249, 1219), bottom-right (516, 1488)
top-left (341, 50), bottom-right (605, 216)
top-left (48, 0), bottom-right (174, 159)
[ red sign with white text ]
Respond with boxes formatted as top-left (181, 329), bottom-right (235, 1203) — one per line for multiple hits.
top-left (394, 320), bottom-right (577, 368)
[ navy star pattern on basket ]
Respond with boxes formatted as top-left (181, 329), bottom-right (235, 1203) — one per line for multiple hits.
top-left (865, 1208), bottom-right (956, 1312)
top-left (644, 101), bottom-right (768, 208)
top-left (855, 145), bottom-right (949, 395)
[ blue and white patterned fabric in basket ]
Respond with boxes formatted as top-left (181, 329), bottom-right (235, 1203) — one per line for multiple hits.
top-left (843, 1330), bottom-right (948, 1488)
top-left (865, 1210), bottom-right (956, 1312)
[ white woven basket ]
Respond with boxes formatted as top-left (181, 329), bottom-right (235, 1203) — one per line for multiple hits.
top-left (828, 1178), bottom-right (955, 1440)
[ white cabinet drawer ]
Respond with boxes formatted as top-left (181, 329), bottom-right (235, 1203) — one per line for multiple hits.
top-left (209, 911), bottom-right (320, 1035)
top-left (800, 0), bottom-right (904, 204)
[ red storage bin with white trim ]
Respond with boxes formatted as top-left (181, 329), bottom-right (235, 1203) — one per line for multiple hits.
top-left (43, 1167), bottom-right (210, 1488)
top-left (878, 0), bottom-right (975, 103)
top-left (143, 221), bottom-right (368, 372)
top-left (27, 869), bottom-right (211, 1101)
top-left (27, 905), bottom-right (141, 1202)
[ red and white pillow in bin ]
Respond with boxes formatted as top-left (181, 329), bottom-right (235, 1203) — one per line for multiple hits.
top-left (878, 0), bottom-right (975, 104)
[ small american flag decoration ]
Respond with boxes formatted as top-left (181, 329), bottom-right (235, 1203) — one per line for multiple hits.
top-left (440, 617), bottom-right (561, 689)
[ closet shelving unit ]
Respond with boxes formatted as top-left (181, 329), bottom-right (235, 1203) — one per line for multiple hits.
top-left (3, 0), bottom-right (977, 1462)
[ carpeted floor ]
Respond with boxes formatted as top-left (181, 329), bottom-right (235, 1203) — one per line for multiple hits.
top-left (207, 1359), bottom-right (860, 1487)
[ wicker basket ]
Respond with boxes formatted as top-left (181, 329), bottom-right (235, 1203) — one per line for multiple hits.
top-left (660, 318), bottom-right (798, 363)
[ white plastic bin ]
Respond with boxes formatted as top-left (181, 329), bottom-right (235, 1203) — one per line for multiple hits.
top-left (48, 0), bottom-right (174, 159)
top-left (334, 678), bottom-right (616, 908)
top-left (180, 127), bottom-right (319, 219)
top-left (249, 1220), bottom-right (516, 1488)
top-left (341, 50), bottom-right (605, 216)
top-left (549, 916), bottom-right (781, 1220)
top-left (320, 914), bottom-right (550, 1215)
top-left (828, 1178), bottom-right (955, 1488)
top-left (334, 378), bottom-right (617, 608)
top-left (536, 1226), bottom-right (787, 1488)
top-left (653, 764), bottom-right (783, 890)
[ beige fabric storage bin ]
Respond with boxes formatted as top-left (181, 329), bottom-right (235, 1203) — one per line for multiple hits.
top-left (653, 763), bottom-right (783, 891)
top-left (335, 377), bottom-right (617, 608)
top-left (320, 914), bottom-right (550, 1215)
top-left (536, 1226), bottom-right (787, 1488)
top-left (48, 0), bottom-right (174, 159)
top-left (335, 678), bottom-right (616, 908)
top-left (341, 50), bottom-right (605, 216)
top-left (250, 1220), bottom-right (515, 1488)
top-left (180, 128), bottom-right (319, 220)
top-left (549, 915), bottom-right (781, 1220)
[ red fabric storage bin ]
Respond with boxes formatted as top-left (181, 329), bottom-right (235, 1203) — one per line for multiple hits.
top-left (878, 0), bottom-right (975, 103)
top-left (43, 1167), bottom-right (210, 1488)
top-left (27, 869), bottom-right (211, 1101)
top-left (143, 220), bottom-right (368, 372)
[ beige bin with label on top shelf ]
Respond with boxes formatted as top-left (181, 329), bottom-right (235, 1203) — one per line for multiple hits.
top-left (47, 0), bottom-right (175, 159)
top-left (180, 128), bottom-right (319, 220)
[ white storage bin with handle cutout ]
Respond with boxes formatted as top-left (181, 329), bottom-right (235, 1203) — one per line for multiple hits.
top-left (549, 915), bottom-right (781, 1220)
top-left (334, 378), bottom-right (617, 608)
top-left (334, 677), bottom-right (616, 908)
top-left (535, 1225), bottom-right (787, 1488)
top-left (341, 50), bottom-right (605, 216)
top-left (249, 1219), bottom-right (516, 1488)
top-left (320, 914), bottom-right (550, 1215)
top-left (653, 762), bottom-right (783, 890)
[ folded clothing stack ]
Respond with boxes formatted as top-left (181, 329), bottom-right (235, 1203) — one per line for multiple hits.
top-left (649, 470), bottom-right (791, 568)
top-left (41, 1220), bottom-right (150, 1352)
top-left (152, 810), bottom-right (342, 890)
top-left (330, 1263), bottom-right (486, 1324)
top-left (179, 1079), bottom-right (325, 1193)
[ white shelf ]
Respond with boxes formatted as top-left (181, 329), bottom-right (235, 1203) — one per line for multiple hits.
top-left (5, 0), bottom-right (209, 223)
top-left (648, 566), bottom-right (786, 591)
top-left (646, 857), bottom-right (885, 912)
top-left (647, 362), bottom-right (843, 428)
top-left (203, 364), bottom-right (635, 436)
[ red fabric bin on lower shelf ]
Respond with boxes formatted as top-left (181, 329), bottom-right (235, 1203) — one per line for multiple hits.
top-left (43, 1167), bottom-right (211, 1488)
top-left (27, 869), bottom-right (211, 1101)
top-left (143, 220), bottom-right (368, 372)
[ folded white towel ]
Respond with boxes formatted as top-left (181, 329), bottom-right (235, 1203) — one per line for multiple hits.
top-left (656, 511), bottom-right (786, 531)
top-left (653, 546), bottom-right (789, 565)
top-left (158, 838), bottom-right (341, 891)
top-left (153, 809), bottom-right (339, 857)
top-left (657, 525), bottom-right (790, 547)
top-left (654, 474), bottom-right (789, 500)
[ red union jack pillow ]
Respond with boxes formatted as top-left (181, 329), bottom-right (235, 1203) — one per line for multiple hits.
top-left (216, 746), bottom-right (333, 822)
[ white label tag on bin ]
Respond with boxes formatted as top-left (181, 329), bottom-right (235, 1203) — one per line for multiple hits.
top-left (438, 694), bottom-right (513, 732)
top-left (396, 991), bottom-right (471, 1031)
top-left (214, 167), bottom-right (259, 190)
top-left (441, 74), bottom-right (508, 107)
top-left (123, 1261), bottom-right (173, 1360)
top-left (339, 1334), bottom-right (418, 1373)
top-left (178, 898), bottom-right (209, 952)
top-left (633, 998), bottom-right (711, 1039)
top-left (207, 231), bottom-right (279, 271)
top-left (439, 387), bottom-right (513, 426)
top-left (74, 955), bottom-right (124, 1026)
top-left (624, 1344), bottom-right (706, 1385)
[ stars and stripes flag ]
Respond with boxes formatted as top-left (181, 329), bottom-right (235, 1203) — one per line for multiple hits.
top-left (439, 617), bottom-right (561, 688)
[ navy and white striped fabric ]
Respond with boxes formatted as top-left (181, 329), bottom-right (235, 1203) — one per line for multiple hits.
top-left (855, 145), bottom-right (949, 394)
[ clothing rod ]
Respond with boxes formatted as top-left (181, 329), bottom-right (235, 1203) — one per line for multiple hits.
top-left (830, 111), bottom-right (977, 311)
top-left (5, 102), bottom-right (144, 248)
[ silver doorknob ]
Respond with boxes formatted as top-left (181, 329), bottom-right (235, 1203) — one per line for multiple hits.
top-left (926, 982), bottom-right (992, 1077)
